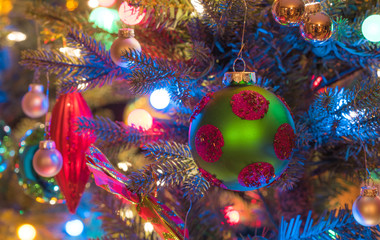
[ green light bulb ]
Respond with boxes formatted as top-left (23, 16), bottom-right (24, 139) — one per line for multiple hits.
top-left (362, 15), bottom-right (380, 42)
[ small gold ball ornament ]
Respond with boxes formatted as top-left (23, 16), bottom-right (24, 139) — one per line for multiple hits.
top-left (300, 2), bottom-right (333, 43)
top-left (110, 28), bottom-right (142, 68)
top-left (352, 186), bottom-right (380, 227)
top-left (272, 0), bottom-right (305, 26)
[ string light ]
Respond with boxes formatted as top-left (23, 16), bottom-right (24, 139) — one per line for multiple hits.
top-left (65, 219), bottom-right (84, 237)
top-left (144, 222), bottom-right (154, 234)
top-left (149, 89), bottom-right (170, 110)
top-left (7, 31), bottom-right (27, 42)
top-left (98, 0), bottom-right (115, 7)
top-left (361, 15), bottom-right (380, 42)
top-left (127, 109), bottom-right (153, 131)
top-left (191, 0), bottom-right (204, 14)
top-left (17, 224), bottom-right (37, 240)
top-left (88, 0), bottom-right (99, 8)
top-left (118, 2), bottom-right (145, 25)
top-left (224, 206), bottom-right (240, 225)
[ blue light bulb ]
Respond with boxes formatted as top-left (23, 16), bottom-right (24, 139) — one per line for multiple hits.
top-left (65, 219), bottom-right (84, 237)
top-left (149, 89), bottom-right (170, 110)
top-left (362, 15), bottom-right (380, 42)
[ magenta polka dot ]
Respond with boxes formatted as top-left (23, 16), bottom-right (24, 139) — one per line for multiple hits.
top-left (190, 92), bottom-right (214, 122)
top-left (195, 124), bottom-right (224, 163)
top-left (198, 168), bottom-right (227, 189)
top-left (273, 123), bottom-right (296, 160)
top-left (230, 90), bottom-right (269, 120)
top-left (238, 162), bottom-right (275, 188)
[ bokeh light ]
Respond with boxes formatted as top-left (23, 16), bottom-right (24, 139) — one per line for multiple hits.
top-left (118, 2), bottom-right (145, 25)
top-left (7, 31), bottom-right (27, 42)
top-left (149, 89), bottom-right (170, 110)
top-left (224, 206), bottom-right (240, 225)
top-left (127, 109), bottom-right (153, 131)
top-left (98, 0), bottom-right (115, 7)
top-left (362, 15), bottom-right (380, 42)
top-left (89, 7), bottom-right (120, 33)
top-left (17, 224), bottom-right (37, 240)
top-left (88, 0), bottom-right (99, 9)
top-left (144, 222), bottom-right (154, 234)
top-left (65, 219), bottom-right (84, 237)
top-left (191, 0), bottom-right (204, 14)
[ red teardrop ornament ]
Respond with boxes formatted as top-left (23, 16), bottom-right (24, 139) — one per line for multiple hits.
top-left (50, 93), bottom-right (95, 213)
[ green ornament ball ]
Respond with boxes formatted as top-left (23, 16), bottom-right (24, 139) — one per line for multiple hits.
top-left (189, 77), bottom-right (296, 192)
top-left (15, 123), bottom-right (65, 204)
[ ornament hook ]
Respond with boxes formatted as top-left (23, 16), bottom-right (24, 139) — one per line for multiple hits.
top-left (232, 0), bottom-right (248, 71)
top-left (233, 57), bottom-right (247, 72)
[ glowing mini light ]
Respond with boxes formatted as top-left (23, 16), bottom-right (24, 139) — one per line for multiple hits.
top-left (117, 162), bottom-right (131, 172)
top-left (66, 0), bottom-right (79, 11)
top-left (59, 47), bottom-right (81, 57)
top-left (88, 0), bottom-right (99, 8)
top-left (17, 224), bottom-right (37, 240)
top-left (144, 222), bottom-right (154, 234)
top-left (127, 109), bottom-right (153, 131)
top-left (98, 0), bottom-right (115, 7)
top-left (89, 7), bottom-right (120, 33)
top-left (7, 31), bottom-right (27, 42)
top-left (65, 219), bottom-right (84, 237)
top-left (224, 206), bottom-right (240, 225)
top-left (191, 0), bottom-right (204, 14)
top-left (125, 209), bottom-right (133, 219)
top-left (362, 15), bottom-right (380, 42)
top-left (118, 2), bottom-right (145, 25)
top-left (149, 89), bottom-right (170, 110)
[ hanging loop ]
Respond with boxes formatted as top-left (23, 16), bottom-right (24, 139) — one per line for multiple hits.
top-left (233, 57), bottom-right (246, 72)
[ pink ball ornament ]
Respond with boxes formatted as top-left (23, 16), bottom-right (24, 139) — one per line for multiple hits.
top-left (98, 0), bottom-right (115, 7)
top-left (110, 28), bottom-right (142, 67)
top-left (32, 140), bottom-right (63, 178)
top-left (118, 2), bottom-right (145, 25)
top-left (21, 84), bottom-right (49, 118)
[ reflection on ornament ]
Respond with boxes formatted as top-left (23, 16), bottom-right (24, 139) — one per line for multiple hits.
top-left (127, 109), bottom-right (153, 131)
top-left (150, 89), bottom-right (170, 110)
top-left (361, 15), bottom-right (380, 43)
top-left (17, 224), bottom-right (37, 240)
top-left (7, 31), bottom-right (27, 42)
top-left (89, 7), bottom-right (120, 33)
top-left (65, 219), bottom-right (84, 237)
top-left (352, 186), bottom-right (380, 227)
top-left (15, 124), bottom-right (64, 204)
top-left (224, 206), bottom-right (240, 225)
top-left (272, 0), bottom-right (305, 26)
top-left (98, 0), bottom-right (115, 7)
top-left (32, 140), bottom-right (63, 178)
top-left (189, 72), bottom-right (295, 191)
top-left (110, 28), bottom-right (141, 67)
top-left (300, 3), bottom-right (333, 43)
top-left (66, 0), bottom-right (79, 11)
top-left (21, 84), bottom-right (49, 118)
top-left (88, 0), bottom-right (99, 8)
top-left (144, 222), bottom-right (154, 234)
top-left (118, 2), bottom-right (145, 25)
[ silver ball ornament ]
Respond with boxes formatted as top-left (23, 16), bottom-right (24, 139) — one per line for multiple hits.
top-left (32, 140), bottom-right (63, 178)
top-left (110, 28), bottom-right (142, 68)
top-left (352, 186), bottom-right (380, 227)
top-left (22, 84), bottom-right (49, 118)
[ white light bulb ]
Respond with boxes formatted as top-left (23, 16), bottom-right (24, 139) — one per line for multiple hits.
top-left (7, 31), bottom-right (27, 42)
top-left (88, 0), bottom-right (99, 8)
top-left (149, 89), bottom-right (170, 110)
top-left (17, 224), bottom-right (37, 240)
top-left (65, 219), bottom-right (84, 237)
top-left (144, 222), bottom-right (154, 234)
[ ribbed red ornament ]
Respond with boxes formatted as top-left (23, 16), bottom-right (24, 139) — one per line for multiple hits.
top-left (50, 93), bottom-right (95, 213)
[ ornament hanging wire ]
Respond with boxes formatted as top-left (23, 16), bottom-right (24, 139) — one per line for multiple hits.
top-left (233, 0), bottom-right (248, 72)
top-left (44, 72), bottom-right (51, 140)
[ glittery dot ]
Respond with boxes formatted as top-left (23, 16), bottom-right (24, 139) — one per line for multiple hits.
top-left (273, 123), bottom-right (296, 160)
top-left (195, 125), bottom-right (224, 163)
top-left (230, 90), bottom-right (270, 120)
top-left (238, 162), bottom-right (275, 188)
top-left (277, 95), bottom-right (294, 119)
top-left (198, 168), bottom-right (227, 189)
top-left (190, 92), bottom-right (214, 122)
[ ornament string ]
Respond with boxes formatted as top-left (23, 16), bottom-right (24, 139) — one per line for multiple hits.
top-left (44, 72), bottom-right (51, 140)
top-left (183, 200), bottom-right (192, 240)
top-left (33, 21), bottom-right (42, 84)
top-left (233, 0), bottom-right (248, 72)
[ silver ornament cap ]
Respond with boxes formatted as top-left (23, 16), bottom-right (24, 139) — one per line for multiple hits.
top-left (32, 140), bottom-right (63, 178)
top-left (118, 28), bottom-right (135, 38)
top-left (223, 72), bottom-right (256, 86)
